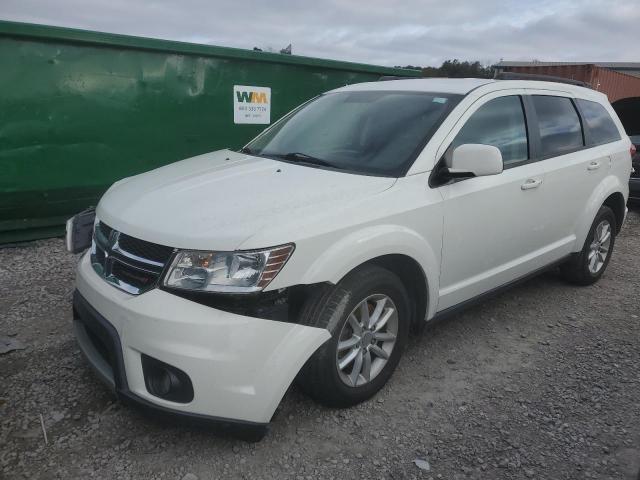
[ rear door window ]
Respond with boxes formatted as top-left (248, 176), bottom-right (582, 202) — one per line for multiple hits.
top-left (451, 95), bottom-right (528, 166)
top-left (532, 96), bottom-right (583, 157)
top-left (576, 99), bottom-right (621, 145)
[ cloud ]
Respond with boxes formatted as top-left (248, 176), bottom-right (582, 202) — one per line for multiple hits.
top-left (0, 0), bottom-right (637, 67)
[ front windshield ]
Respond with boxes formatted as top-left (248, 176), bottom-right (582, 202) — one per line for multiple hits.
top-left (244, 91), bottom-right (461, 176)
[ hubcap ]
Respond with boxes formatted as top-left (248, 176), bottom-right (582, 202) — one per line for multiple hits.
top-left (335, 294), bottom-right (398, 387)
top-left (588, 220), bottom-right (612, 274)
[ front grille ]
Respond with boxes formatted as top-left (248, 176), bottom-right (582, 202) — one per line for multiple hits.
top-left (111, 261), bottom-right (158, 290)
top-left (97, 222), bottom-right (113, 239)
top-left (90, 222), bottom-right (175, 295)
top-left (94, 244), bottom-right (106, 264)
top-left (118, 233), bottom-right (174, 264)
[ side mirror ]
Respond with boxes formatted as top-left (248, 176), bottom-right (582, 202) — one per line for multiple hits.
top-left (450, 144), bottom-right (503, 177)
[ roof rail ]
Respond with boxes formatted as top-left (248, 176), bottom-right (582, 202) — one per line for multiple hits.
top-left (378, 75), bottom-right (417, 81)
top-left (494, 72), bottom-right (592, 88)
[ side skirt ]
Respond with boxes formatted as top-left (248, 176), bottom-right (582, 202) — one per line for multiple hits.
top-left (427, 255), bottom-right (572, 327)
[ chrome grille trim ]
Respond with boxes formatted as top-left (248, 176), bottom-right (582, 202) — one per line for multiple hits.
top-left (112, 240), bottom-right (165, 268)
top-left (90, 222), bottom-right (175, 295)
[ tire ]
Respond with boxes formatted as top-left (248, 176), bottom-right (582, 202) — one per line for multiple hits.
top-left (296, 264), bottom-right (410, 407)
top-left (561, 205), bottom-right (616, 285)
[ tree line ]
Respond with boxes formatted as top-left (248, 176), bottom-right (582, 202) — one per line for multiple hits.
top-left (396, 59), bottom-right (494, 78)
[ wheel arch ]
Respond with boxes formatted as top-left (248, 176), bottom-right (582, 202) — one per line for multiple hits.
top-left (574, 176), bottom-right (626, 250)
top-left (602, 191), bottom-right (625, 233)
top-left (297, 225), bottom-right (440, 320)
top-left (365, 254), bottom-right (429, 331)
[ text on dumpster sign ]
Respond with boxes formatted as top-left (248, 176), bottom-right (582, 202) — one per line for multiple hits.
top-left (233, 85), bottom-right (271, 124)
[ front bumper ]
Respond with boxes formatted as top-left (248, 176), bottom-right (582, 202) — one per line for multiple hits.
top-left (73, 252), bottom-right (330, 425)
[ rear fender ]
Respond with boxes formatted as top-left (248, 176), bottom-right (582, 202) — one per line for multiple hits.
top-left (574, 174), bottom-right (625, 251)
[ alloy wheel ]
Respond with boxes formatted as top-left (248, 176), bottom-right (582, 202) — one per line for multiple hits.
top-left (335, 294), bottom-right (398, 387)
top-left (588, 219), bottom-right (612, 274)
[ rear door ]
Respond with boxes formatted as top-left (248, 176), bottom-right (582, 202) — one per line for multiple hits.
top-left (437, 91), bottom-right (550, 311)
top-left (527, 93), bottom-right (618, 253)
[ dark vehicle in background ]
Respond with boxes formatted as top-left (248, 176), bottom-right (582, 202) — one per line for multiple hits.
top-left (630, 135), bottom-right (640, 204)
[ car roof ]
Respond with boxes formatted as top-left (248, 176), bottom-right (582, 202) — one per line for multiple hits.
top-left (331, 77), bottom-right (607, 101)
top-left (333, 78), bottom-right (495, 95)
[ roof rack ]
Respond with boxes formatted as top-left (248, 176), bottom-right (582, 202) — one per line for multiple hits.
top-left (494, 72), bottom-right (592, 88)
top-left (378, 75), bottom-right (418, 81)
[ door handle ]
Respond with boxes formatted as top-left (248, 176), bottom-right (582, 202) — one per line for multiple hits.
top-left (521, 178), bottom-right (542, 190)
top-left (587, 161), bottom-right (601, 171)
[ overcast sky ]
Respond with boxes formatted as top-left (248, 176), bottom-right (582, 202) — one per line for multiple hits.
top-left (1, 0), bottom-right (637, 67)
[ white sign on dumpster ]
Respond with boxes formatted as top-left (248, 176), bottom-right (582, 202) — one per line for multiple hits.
top-left (233, 85), bottom-right (271, 124)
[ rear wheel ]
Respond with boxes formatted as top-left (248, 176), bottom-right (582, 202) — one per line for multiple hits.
top-left (561, 205), bottom-right (616, 285)
top-left (296, 265), bottom-right (410, 407)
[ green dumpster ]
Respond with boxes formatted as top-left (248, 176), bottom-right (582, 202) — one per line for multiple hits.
top-left (0, 21), bottom-right (420, 243)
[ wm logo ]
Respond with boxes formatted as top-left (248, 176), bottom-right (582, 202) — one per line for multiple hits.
top-left (236, 91), bottom-right (268, 103)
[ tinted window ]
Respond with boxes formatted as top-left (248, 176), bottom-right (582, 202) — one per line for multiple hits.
top-left (452, 96), bottom-right (528, 166)
top-left (577, 99), bottom-right (621, 145)
top-left (532, 96), bottom-right (583, 157)
top-left (245, 91), bottom-right (460, 177)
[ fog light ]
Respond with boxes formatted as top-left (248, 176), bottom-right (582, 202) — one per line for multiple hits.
top-left (149, 369), bottom-right (178, 396)
top-left (141, 354), bottom-right (194, 403)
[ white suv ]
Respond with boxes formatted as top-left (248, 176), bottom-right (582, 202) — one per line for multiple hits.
top-left (69, 78), bottom-right (632, 434)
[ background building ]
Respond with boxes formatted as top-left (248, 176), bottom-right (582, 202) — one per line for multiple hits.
top-left (494, 61), bottom-right (640, 137)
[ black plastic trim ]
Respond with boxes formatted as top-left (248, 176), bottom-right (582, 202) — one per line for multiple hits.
top-left (141, 353), bottom-right (194, 403)
top-left (573, 98), bottom-right (592, 147)
top-left (427, 255), bottom-right (571, 327)
top-left (73, 320), bottom-right (116, 390)
top-left (161, 283), bottom-right (326, 324)
top-left (495, 72), bottom-right (591, 88)
top-left (428, 159), bottom-right (474, 188)
top-left (72, 291), bottom-right (269, 440)
top-left (73, 290), bottom-right (128, 390)
top-left (492, 95), bottom-right (532, 170)
top-left (629, 178), bottom-right (640, 201)
top-left (521, 95), bottom-right (542, 162)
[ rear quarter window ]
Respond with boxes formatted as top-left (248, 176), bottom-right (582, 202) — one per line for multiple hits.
top-left (576, 99), bottom-right (621, 146)
top-left (532, 95), bottom-right (583, 158)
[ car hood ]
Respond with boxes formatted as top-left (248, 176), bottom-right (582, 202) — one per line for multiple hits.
top-left (97, 149), bottom-right (396, 251)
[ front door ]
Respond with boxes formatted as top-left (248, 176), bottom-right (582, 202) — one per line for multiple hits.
top-left (436, 93), bottom-right (550, 311)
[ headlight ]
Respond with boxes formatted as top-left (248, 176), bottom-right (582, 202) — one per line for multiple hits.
top-left (163, 244), bottom-right (294, 293)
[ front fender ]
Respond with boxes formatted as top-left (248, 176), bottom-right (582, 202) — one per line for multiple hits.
top-left (298, 224), bottom-right (440, 319)
top-left (574, 174), bottom-right (626, 251)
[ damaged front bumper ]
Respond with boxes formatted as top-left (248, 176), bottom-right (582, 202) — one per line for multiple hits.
top-left (73, 252), bottom-right (330, 429)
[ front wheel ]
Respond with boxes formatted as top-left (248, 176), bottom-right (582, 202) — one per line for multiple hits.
top-left (296, 265), bottom-right (410, 407)
top-left (561, 205), bottom-right (616, 285)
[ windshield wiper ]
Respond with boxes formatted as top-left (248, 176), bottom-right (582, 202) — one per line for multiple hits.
top-left (273, 152), bottom-right (339, 169)
top-left (243, 149), bottom-right (341, 169)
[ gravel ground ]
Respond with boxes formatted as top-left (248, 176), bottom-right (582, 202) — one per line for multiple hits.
top-left (1, 210), bottom-right (639, 480)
